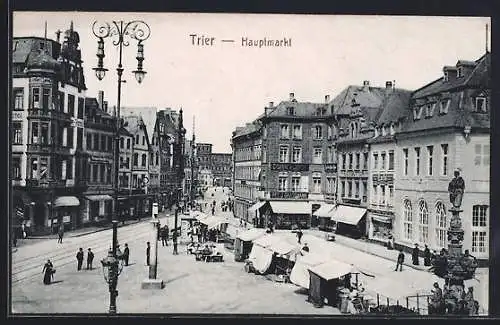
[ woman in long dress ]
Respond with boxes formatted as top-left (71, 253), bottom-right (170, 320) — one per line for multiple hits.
top-left (42, 259), bottom-right (53, 285)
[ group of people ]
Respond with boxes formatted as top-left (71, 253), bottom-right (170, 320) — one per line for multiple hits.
top-left (75, 248), bottom-right (95, 271)
top-left (429, 282), bottom-right (479, 315)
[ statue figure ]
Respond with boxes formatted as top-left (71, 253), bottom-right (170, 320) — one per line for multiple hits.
top-left (448, 169), bottom-right (465, 208)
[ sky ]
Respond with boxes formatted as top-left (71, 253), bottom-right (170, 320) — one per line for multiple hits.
top-left (13, 12), bottom-right (490, 153)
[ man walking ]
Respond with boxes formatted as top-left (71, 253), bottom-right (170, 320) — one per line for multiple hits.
top-left (297, 229), bottom-right (303, 244)
top-left (57, 224), bottom-right (64, 244)
top-left (161, 226), bottom-right (169, 246)
top-left (146, 242), bottom-right (151, 266)
top-left (123, 243), bottom-right (130, 266)
top-left (86, 248), bottom-right (94, 270)
top-left (424, 244), bottom-right (432, 266)
top-left (395, 249), bottom-right (405, 271)
top-left (76, 248), bottom-right (84, 271)
top-left (412, 243), bottom-right (420, 265)
top-left (172, 230), bottom-right (178, 255)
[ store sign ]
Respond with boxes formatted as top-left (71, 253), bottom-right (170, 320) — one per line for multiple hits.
top-left (63, 215), bottom-right (71, 223)
top-left (12, 112), bottom-right (23, 120)
top-left (70, 118), bottom-right (84, 128)
top-left (270, 163), bottom-right (309, 172)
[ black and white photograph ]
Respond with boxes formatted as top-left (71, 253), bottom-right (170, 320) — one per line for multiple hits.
top-left (9, 10), bottom-right (491, 317)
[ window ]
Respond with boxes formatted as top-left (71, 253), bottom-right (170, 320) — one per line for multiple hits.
top-left (327, 146), bottom-right (334, 163)
top-left (341, 181), bottom-right (345, 197)
top-left (403, 199), bottom-right (413, 241)
top-left (86, 133), bottom-right (92, 150)
top-left (415, 147), bottom-right (421, 175)
top-left (435, 202), bottom-right (447, 248)
top-left (135, 134), bottom-right (139, 144)
top-left (427, 146), bottom-right (434, 176)
top-left (403, 148), bottom-right (409, 175)
top-left (14, 89), bottom-right (23, 110)
top-left (379, 185), bottom-right (385, 204)
top-left (287, 107), bottom-right (295, 115)
top-left (99, 164), bottom-right (105, 183)
top-left (92, 164), bottom-right (98, 182)
top-left (388, 185), bottom-right (394, 206)
top-left (292, 146), bottom-right (302, 163)
top-left (347, 153), bottom-right (352, 170)
top-left (66, 159), bottom-right (73, 179)
top-left (40, 88), bottom-right (49, 110)
top-left (278, 177), bottom-right (287, 191)
top-left (30, 158), bottom-right (38, 178)
top-left (93, 133), bottom-right (99, 150)
top-left (413, 106), bottom-right (423, 120)
top-left (441, 144), bottom-right (448, 175)
top-left (40, 122), bottom-right (49, 145)
top-left (120, 138), bottom-right (124, 149)
top-left (439, 99), bottom-right (450, 114)
top-left (32, 88), bottom-right (40, 108)
top-left (142, 136), bottom-right (145, 146)
top-left (313, 148), bottom-right (322, 164)
top-left (373, 153), bottom-right (379, 170)
top-left (475, 97), bottom-right (486, 112)
top-left (474, 144), bottom-right (490, 166)
top-left (141, 154), bottom-right (147, 166)
top-left (77, 128), bottom-right (83, 149)
top-left (313, 176), bottom-right (321, 193)
top-left (293, 125), bottom-right (302, 139)
top-left (77, 98), bottom-right (84, 119)
top-left (381, 152), bottom-right (386, 170)
top-left (342, 153), bottom-right (346, 170)
top-left (291, 177), bottom-right (300, 192)
top-left (355, 181), bottom-right (360, 198)
top-left (133, 153), bottom-right (138, 166)
top-left (156, 153), bottom-right (159, 165)
top-left (388, 150), bottom-right (394, 171)
top-left (67, 94), bottom-right (75, 116)
top-left (418, 200), bottom-right (429, 244)
top-left (106, 165), bottom-right (111, 184)
top-left (347, 180), bottom-right (352, 197)
top-left (425, 103), bottom-right (435, 117)
top-left (12, 157), bottom-right (21, 179)
top-left (12, 122), bottom-right (22, 144)
top-left (314, 125), bottom-right (323, 140)
top-left (355, 153), bottom-right (360, 170)
top-left (363, 152), bottom-right (368, 170)
top-left (472, 205), bottom-right (488, 254)
top-left (126, 138), bottom-right (131, 149)
top-left (279, 146), bottom-right (289, 163)
top-left (280, 124), bottom-right (289, 139)
top-left (326, 177), bottom-right (335, 193)
top-left (101, 134), bottom-right (106, 151)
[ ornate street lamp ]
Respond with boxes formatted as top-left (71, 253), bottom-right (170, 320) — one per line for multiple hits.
top-left (92, 20), bottom-right (150, 314)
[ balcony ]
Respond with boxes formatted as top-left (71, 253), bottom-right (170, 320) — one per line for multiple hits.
top-left (25, 178), bottom-right (70, 189)
top-left (27, 108), bottom-right (72, 121)
top-left (54, 146), bottom-right (72, 156)
top-left (324, 163), bottom-right (337, 173)
top-left (27, 143), bottom-right (54, 153)
top-left (270, 163), bottom-right (309, 172)
top-left (269, 191), bottom-right (308, 200)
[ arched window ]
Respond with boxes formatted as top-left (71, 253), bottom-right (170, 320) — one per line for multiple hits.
top-left (435, 201), bottom-right (447, 248)
top-left (418, 200), bottom-right (429, 244)
top-left (350, 123), bottom-right (356, 138)
top-left (403, 199), bottom-right (412, 241)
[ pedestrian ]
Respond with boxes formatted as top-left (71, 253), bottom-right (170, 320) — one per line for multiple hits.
top-left (395, 248), bottom-right (404, 271)
top-left (424, 244), bottom-right (431, 266)
top-left (123, 243), bottom-right (130, 266)
top-left (161, 226), bottom-right (169, 246)
top-left (146, 242), bottom-right (151, 266)
top-left (172, 230), bottom-right (178, 255)
top-left (42, 259), bottom-right (54, 285)
top-left (76, 248), bottom-right (84, 271)
top-left (430, 282), bottom-right (444, 314)
top-left (302, 243), bottom-right (309, 252)
top-left (464, 287), bottom-right (477, 315)
top-left (57, 224), bottom-right (64, 243)
top-left (412, 243), bottom-right (420, 265)
top-left (297, 229), bottom-right (303, 244)
top-left (211, 206), bottom-right (215, 216)
top-left (87, 248), bottom-right (94, 270)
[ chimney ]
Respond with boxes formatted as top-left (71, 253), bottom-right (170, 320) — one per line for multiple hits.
top-left (325, 95), bottom-right (330, 103)
top-left (289, 92), bottom-right (295, 101)
top-left (363, 80), bottom-right (370, 92)
top-left (98, 91), bottom-right (104, 110)
top-left (269, 101), bottom-right (274, 108)
top-left (385, 81), bottom-right (393, 92)
top-left (103, 101), bottom-right (108, 113)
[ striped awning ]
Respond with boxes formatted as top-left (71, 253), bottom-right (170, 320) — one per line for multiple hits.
top-left (54, 196), bottom-right (80, 207)
top-left (248, 201), bottom-right (266, 214)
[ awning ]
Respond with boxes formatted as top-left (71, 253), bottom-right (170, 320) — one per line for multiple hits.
top-left (313, 204), bottom-right (336, 218)
top-left (269, 201), bottom-right (311, 215)
top-left (253, 234), bottom-right (284, 248)
top-left (85, 195), bottom-right (113, 201)
top-left (308, 259), bottom-right (353, 281)
top-left (247, 201), bottom-right (266, 214)
top-left (268, 239), bottom-right (298, 256)
top-left (290, 253), bottom-right (331, 289)
top-left (54, 196), bottom-right (80, 207)
top-left (371, 214), bottom-right (393, 223)
top-left (236, 228), bottom-right (267, 242)
top-left (330, 205), bottom-right (366, 225)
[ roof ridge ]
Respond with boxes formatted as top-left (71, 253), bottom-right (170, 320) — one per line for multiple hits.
top-left (463, 52), bottom-right (489, 86)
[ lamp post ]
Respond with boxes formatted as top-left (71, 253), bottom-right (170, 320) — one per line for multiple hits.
top-left (100, 221), bottom-right (124, 314)
top-left (92, 19), bottom-right (150, 314)
top-left (173, 109), bottom-right (186, 254)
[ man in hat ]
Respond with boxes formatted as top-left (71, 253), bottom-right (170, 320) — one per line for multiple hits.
top-left (86, 248), bottom-right (94, 270)
top-left (146, 242), bottom-right (151, 266)
top-left (412, 243), bottom-right (420, 265)
top-left (76, 248), bottom-right (84, 271)
top-left (395, 248), bottom-right (404, 271)
top-left (430, 282), bottom-right (444, 314)
top-left (448, 169), bottom-right (465, 208)
top-left (424, 244), bottom-right (432, 266)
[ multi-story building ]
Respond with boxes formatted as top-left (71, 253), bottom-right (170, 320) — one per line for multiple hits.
top-left (81, 91), bottom-right (115, 225)
top-left (157, 108), bottom-right (178, 210)
top-left (123, 115), bottom-right (152, 219)
top-left (11, 23), bottom-right (88, 234)
top-left (366, 88), bottom-right (412, 243)
top-left (211, 153), bottom-right (232, 187)
top-left (117, 123), bottom-right (134, 219)
top-left (394, 53), bottom-right (490, 260)
top-left (231, 121), bottom-right (263, 223)
top-left (333, 81), bottom-right (410, 238)
top-left (197, 143), bottom-right (213, 186)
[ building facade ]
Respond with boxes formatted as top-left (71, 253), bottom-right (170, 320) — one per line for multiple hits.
top-left (117, 124), bottom-right (134, 219)
top-left (11, 23), bottom-right (88, 235)
top-left (211, 153), bottom-right (232, 187)
top-left (394, 53), bottom-right (490, 259)
top-left (197, 143), bottom-right (213, 186)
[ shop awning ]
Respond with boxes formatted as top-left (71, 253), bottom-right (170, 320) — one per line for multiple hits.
top-left (269, 201), bottom-right (311, 215)
top-left (247, 201), bottom-right (266, 214)
top-left (308, 259), bottom-right (353, 281)
top-left (371, 214), bottom-right (393, 223)
top-left (236, 228), bottom-right (267, 242)
top-left (54, 196), bottom-right (80, 207)
top-left (330, 205), bottom-right (366, 225)
top-left (253, 234), bottom-right (284, 248)
top-left (85, 195), bottom-right (113, 201)
top-left (313, 204), bottom-right (336, 218)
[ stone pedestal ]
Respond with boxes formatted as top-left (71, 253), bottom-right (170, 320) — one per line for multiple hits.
top-left (141, 278), bottom-right (164, 290)
top-left (141, 218), bottom-right (164, 290)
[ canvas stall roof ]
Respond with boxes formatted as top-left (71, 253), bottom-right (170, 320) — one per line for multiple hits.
top-left (267, 239), bottom-right (298, 256)
top-left (269, 201), bottom-right (311, 214)
top-left (248, 244), bottom-right (273, 274)
top-left (195, 212), bottom-right (210, 221)
top-left (308, 259), bottom-right (353, 281)
top-left (252, 234), bottom-right (285, 248)
top-left (236, 228), bottom-right (267, 242)
top-left (205, 216), bottom-right (229, 229)
top-left (290, 253), bottom-right (332, 289)
top-left (248, 201), bottom-right (266, 214)
top-left (312, 204), bottom-right (336, 218)
top-left (330, 205), bottom-right (367, 225)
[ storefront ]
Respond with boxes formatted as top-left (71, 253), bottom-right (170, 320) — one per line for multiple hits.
top-left (329, 205), bottom-right (367, 238)
top-left (368, 213), bottom-right (393, 243)
top-left (83, 195), bottom-right (113, 225)
top-left (247, 201), bottom-right (266, 227)
top-left (53, 196), bottom-right (81, 231)
top-left (312, 203), bottom-right (337, 232)
top-left (261, 201), bottom-right (311, 229)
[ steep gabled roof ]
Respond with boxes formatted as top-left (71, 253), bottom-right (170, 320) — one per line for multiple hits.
top-left (121, 106), bottom-right (158, 142)
top-left (375, 89), bottom-right (413, 126)
top-left (331, 85), bottom-right (386, 116)
top-left (265, 100), bottom-right (326, 118)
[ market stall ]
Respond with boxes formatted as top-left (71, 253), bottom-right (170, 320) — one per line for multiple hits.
top-left (290, 253), bottom-right (331, 289)
top-left (246, 244), bottom-right (273, 274)
top-left (308, 260), bottom-right (354, 307)
top-left (234, 228), bottom-right (267, 262)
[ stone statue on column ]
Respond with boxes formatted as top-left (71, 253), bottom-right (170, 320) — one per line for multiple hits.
top-left (448, 169), bottom-right (465, 209)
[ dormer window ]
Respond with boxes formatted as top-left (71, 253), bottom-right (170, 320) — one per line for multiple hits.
top-left (475, 97), bottom-right (487, 112)
top-left (457, 67), bottom-right (463, 78)
top-left (390, 123), bottom-right (395, 135)
top-left (381, 126), bottom-right (386, 136)
top-left (439, 99), bottom-right (450, 114)
top-left (425, 103), bottom-right (436, 118)
top-left (444, 71), bottom-right (449, 82)
top-left (374, 128), bottom-right (379, 137)
top-left (414, 106), bottom-right (423, 120)
top-left (287, 107), bottom-right (295, 116)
